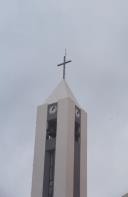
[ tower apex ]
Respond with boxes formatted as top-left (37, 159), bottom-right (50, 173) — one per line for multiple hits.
top-left (45, 80), bottom-right (80, 106)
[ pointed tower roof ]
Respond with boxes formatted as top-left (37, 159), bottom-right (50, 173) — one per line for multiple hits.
top-left (45, 80), bottom-right (80, 106)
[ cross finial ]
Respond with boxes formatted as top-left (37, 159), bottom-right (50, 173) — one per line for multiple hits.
top-left (57, 49), bottom-right (72, 80)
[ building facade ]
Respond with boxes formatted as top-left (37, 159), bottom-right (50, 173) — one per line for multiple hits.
top-left (122, 194), bottom-right (128, 197)
top-left (31, 80), bottom-right (87, 197)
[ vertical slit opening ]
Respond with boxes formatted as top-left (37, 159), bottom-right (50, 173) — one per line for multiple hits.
top-left (74, 107), bottom-right (81, 197)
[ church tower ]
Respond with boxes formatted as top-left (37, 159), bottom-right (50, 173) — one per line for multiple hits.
top-left (31, 60), bottom-right (87, 197)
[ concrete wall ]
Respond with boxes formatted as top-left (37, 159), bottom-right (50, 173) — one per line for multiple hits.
top-left (54, 98), bottom-right (87, 197)
top-left (54, 98), bottom-right (75, 197)
top-left (31, 98), bottom-right (87, 197)
top-left (80, 110), bottom-right (87, 197)
top-left (122, 194), bottom-right (128, 197)
top-left (31, 104), bottom-right (47, 197)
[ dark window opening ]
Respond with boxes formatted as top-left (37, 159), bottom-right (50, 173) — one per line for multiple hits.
top-left (48, 151), bottom-right (55, 197)
top-left (47, 119), bottom-right (57, 140)
top-left (43, 104), bottom-right (57, 197)
top-left (74, 107), bottom-right (81, 197)
top-left (43, 150), bottom-right (55, 197)
top-left (75, 122), bottom-right (80, 141)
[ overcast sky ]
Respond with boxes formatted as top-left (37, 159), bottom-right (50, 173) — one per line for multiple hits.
top-left (0, 0), bottom-right (128, 196)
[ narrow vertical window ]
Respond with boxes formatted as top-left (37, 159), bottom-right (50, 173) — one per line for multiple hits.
top-left (43, 103), bottom-right (57, 197)
top-left (74, 106), bottom-right (81, 197)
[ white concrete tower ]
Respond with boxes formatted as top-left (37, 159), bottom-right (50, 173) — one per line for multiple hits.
top-left (31, 79), bottom-right (87, 197)
top-left (122, 194), bottom-right (128, 197)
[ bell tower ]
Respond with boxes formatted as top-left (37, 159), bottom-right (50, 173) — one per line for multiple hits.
top-left (31, 79), bottom-right (87, 197)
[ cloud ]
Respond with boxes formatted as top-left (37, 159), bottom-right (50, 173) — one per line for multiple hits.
top-left (0, 0), bottom-right (128, 196)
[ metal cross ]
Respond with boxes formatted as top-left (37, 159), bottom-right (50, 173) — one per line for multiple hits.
top-left (57, 50), bottom-right (72, 80)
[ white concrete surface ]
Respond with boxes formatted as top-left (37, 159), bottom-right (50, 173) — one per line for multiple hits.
top-left (46, 79), bottom-right (80, 107)
top-left (54, 98), bottom-right (75, 197)
top-left (31, 104), bottom-right (47, 197)
top-left (80, 110), bottom-right (87, 197)
top-left (31, 80), bottom-right (87, 197)
top-left (122, 194), bottom-right (128, 197)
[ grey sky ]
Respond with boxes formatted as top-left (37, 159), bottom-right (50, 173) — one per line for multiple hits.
top-left (0, 0), bottom-right (128, 196)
